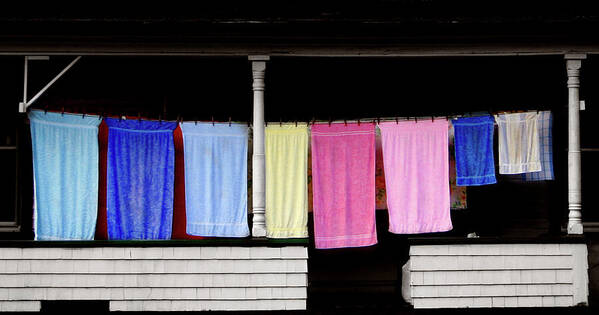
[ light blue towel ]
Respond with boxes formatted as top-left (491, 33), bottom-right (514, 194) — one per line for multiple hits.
top-left (29, 110), bottom-right (101, 240)
top-left (452, 115), bottom-right (497, 186)
top-left (181, 122), bottom-right (249, 237)
top-left (105, 118), bottom-right (177, 240)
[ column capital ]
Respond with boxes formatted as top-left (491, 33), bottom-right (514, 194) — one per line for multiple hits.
top-left (249, 56), bottom-right (269, 73)
top-left (566, 54), bottom-right (585, 73)
top-left (249, 55), bottom-right (270, 62)
top-left (567, 59), bottom-right (583, 71)
top-left (252, 61), bottom-right (267, 72)
top-left (564, 53), bottom-right (587, 60)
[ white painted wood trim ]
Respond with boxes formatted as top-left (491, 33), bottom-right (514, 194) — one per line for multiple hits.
top-left (572, 244), bottom-right (589, 306)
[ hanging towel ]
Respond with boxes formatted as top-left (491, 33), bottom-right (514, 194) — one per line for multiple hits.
top-left (452, 115), bottom-right (497, 186)
top-left (105, 118), bottom-right (176, 240)
top-left (379, 120), bottom-right (452, 234)
top-left (30, 110), bottom-right (101, 240)
top-left (265, 124), bottom-right (309, 238)
top-left (494, 112), bottom-right (541, 174)
top-left (523, 110), bottom-right (554, 181)
top-left (311, 123), bottom-right (377, 249)
top-left (180, 122), bottom-right (249, 237)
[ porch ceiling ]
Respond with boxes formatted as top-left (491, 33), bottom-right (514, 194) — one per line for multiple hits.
top-left (1, 0), bottom-right (599, 55)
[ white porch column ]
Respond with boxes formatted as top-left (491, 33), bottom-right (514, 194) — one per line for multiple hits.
top-left (566, 54), bottom-right (586, 235)
top-left (250, 56), bottom-right (269, 237)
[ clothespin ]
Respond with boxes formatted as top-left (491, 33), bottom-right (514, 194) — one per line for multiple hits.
top-left (415, 117), bottom-right (418, 123)
top-left (229, 117), bottom-right (232, 126)
top-left (432, 116), bottom-right (435, 122)
top-left (211, 116), bottom-right (215, 126)
top-left (61, 107), bottom-right (65, 116)
top-left (280, 118), bottom-right (283, 127)
top-left (295, 120), bottom-right (298, 127)
top-left (138, 112), bottom-right (142, 122)
top-left (344, 119), bottom-right (347, 126)
top-left (328, 118), bottom-right (332, 127)
top-left (395, 117), bottom-right (399, 124)
top-left (44, 105), bottom-right (48, 114)
top-left (357, 119), bottom-right (361, 126)
top-left (376, 118), bottom-right (381, 125)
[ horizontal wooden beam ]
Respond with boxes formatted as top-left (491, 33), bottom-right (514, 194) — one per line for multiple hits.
top-left (0, 43), bottom-right (597, 57)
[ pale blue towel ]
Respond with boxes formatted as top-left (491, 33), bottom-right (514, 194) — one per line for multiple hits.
top-left (30, 110), bottom-right (101, 240)
top-left (181, 122), bottom-right (249, 237)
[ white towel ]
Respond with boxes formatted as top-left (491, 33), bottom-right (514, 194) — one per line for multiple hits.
top-left (494, 112), bottom-right (541, 174)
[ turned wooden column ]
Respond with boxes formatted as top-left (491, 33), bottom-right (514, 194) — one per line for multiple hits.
top-left (250, 56), bottom-right (269, 237)
top-left (565, 54), bottom-right (585, 235)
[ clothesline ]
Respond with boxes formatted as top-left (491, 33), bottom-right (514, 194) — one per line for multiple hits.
top-left (31, 108), bottom-right (545, 127)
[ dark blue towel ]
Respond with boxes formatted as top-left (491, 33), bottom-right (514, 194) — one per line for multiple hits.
top-left (105, 118), bottom-right (177, 240)
top-left (452, 116), bottom-right (497, 186)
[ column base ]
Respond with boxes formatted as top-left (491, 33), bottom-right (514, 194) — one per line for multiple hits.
top-left (568, 221), bottom-right (584, 235)
top-left (252, 225), bottom-right (267, 237)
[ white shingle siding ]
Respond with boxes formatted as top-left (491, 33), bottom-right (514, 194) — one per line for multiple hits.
top-left (0, 246), bottom-right (308, 312)
top-left (407, 243), bottom-right (588, 308)
top-left (0, 301), bottom-right (41, 312)
top-left (109, 299), bottom-right (306, 312)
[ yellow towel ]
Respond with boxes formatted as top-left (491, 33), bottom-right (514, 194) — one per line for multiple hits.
top-left (265, 124), bottom-right (309, 238)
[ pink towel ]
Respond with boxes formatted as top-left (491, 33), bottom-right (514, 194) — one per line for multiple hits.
top-left (311, 123), bottom-right (377, 249)
top-left (379, 120), bottom-right (452, 234)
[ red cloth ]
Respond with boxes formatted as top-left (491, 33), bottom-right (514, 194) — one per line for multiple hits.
top-left (95, 120), bottom-right (108, 239)
top-left (172, 125), bottom-right (204, 239)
